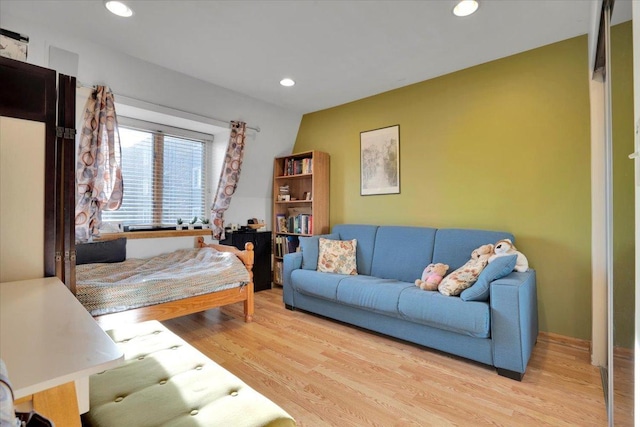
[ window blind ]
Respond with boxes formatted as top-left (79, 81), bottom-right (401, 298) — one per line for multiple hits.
top-left (102, 124), bottom-right (209, 226)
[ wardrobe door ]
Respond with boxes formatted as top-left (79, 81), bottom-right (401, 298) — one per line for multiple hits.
top-left (0, 57), bottom-right (57, 281)
top-left (57, 74), bottom-right (77, 292)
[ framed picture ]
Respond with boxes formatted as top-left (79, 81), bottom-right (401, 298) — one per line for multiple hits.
top-left (360, 125), bottom-right (400, 195)
top-left (0, 29), bottom-right (29, 61)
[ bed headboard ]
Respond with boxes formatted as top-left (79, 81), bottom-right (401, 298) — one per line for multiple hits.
top-left (76, 238), bottom-right (127, 265)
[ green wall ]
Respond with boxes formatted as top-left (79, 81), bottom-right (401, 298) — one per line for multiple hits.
top-left (294, 26), bottom-right (635, 343)
top-left (295, 35), bottom-right (594, 339)
top-left (612, 21), bottom-right (635, 349)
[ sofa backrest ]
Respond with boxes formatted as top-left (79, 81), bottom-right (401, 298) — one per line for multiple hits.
top-left (331, 224), bottom-right (514, 281)
top-left (370, 226), bottom-right (437, 283)
top-left (333, 224), bottom-right (379, 275)
top-left (432, 229), bottom-right (514, 271)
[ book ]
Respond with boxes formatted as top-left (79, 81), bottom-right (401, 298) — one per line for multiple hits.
top-left (276, 214), bottom-right (287, 233)
top-left (284, 157), bottom-right (313, 176)
top-left (274, 260), bottom-right (283, 284)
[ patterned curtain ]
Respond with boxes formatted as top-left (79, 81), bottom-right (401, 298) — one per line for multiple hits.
top-left (211, 121), bottom-right (246, 240)
top-left (75, 86), bottom-right (124, 242)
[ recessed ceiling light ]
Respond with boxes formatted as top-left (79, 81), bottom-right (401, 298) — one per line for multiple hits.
top-left (280, 78), bottom-right (295, 87)
top-left (453, 0), bottom-right (478, 17)
top-left (105, 1), bottom-right (134, 17)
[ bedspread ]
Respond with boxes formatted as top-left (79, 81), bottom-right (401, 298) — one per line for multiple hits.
top-left (76, 248), bottom-right (250, 316)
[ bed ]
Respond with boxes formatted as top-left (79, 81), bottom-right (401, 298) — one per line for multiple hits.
top-left (75, 237), bottom-right (255, 329)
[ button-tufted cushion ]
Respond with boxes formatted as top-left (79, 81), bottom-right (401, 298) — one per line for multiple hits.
top-left (83, 321), bottom-right (295, 427)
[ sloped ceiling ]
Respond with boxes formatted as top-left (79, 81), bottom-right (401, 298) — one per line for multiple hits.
top-left (0, 0), bottom-right (632, 113)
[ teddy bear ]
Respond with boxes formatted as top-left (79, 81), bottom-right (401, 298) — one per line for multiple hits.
top-left (471, 243), bottom-right (494, 262)
top-left (415, 263), bottom-right (449, 291)
top-left (488, 238), bottom-right (529, 272)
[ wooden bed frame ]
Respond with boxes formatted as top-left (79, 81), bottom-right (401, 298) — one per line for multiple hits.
top-left (93, 237), bottom-right (255, 330)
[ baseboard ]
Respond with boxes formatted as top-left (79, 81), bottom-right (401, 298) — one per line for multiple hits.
top-left (537, 331), bottom-right (591, 351)
top-left (538, 331), bottom-right (634, 361)
top-left (613, 345), bottom-right (634, 361)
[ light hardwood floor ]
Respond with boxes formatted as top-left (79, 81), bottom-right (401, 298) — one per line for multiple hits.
top-left (162, 288), bottom-right (625, 426)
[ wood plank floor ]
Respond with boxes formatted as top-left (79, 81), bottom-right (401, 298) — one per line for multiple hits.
top-left (162, 288), bottom-right (619, 426)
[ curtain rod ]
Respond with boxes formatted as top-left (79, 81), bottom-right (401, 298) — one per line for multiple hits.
top-left (75, 80), bottom-right (261, 133)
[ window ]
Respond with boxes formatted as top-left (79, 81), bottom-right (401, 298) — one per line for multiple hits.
top-left (102, 118), bottom-right (213, 227)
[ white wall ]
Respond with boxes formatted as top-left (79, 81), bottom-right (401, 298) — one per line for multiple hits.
top-left (1, 12), bottom-right (302, 256)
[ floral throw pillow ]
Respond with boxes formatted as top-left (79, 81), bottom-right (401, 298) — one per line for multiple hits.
top-left (317, 238), bottom-right (358, 275)
top-left (438, 257), bottom-right (488, 296)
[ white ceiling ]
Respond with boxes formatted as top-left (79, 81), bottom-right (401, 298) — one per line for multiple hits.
top-left (0, 1), bottom-right (633, 114)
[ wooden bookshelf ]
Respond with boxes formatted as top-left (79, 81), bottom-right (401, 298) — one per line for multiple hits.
top-left (272, 150), bottom-right (329, 286)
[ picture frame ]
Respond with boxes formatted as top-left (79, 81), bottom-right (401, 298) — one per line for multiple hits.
top-left (360, 125), bottom-right (400, 195)
top-left (0, 29), bottom-right (29, 61)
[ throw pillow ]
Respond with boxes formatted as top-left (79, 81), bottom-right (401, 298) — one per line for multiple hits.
top-left (438, 257), bottom-right (488, 296)
top-left (460, 254), bottom-right (517, 302)
top-left (299, 233), bottom-right (340, 270)
top-left (317, 238), bottom-right (358, 275)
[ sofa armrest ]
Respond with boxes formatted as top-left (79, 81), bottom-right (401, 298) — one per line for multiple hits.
top-left (283, 252), bottom-right (303, 307)
top-left (490, 269), bottom-right (538, 377)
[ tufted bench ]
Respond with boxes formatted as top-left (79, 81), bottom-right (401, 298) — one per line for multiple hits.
top-left (82, 320), bottom-right (295, 427)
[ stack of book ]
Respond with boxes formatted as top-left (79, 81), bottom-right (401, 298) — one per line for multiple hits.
top-left (274, 235), bottom-right (299, 258)
top-left (284, 158), bottom-right (313, 176)
top-left (278, 184), bottom-right (289, 200)
top-left (288, 214), bottom-right (312, 235)
top-left (276, 211), bottom-right (313, 235)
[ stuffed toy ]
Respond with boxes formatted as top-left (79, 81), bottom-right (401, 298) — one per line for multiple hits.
top-left (438, 244), bottom-right (493, 296)
top-left (488, 238), bottom-right (529, 272)
top-left (471, 243), bottom-right (494, 262)
top-left (415, 263), bottom-right (449, 291)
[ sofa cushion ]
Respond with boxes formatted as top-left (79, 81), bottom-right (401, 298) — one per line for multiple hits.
top-left (438, 258), bottom-right (488, 296)
top-left (398, 287), bottom-right (491, 338)
top-left (292, 269), bottom-right (347, 301)
top-left (461, 255), bottom-right (517, 301)
top-left (432, 229), bottom-right (513, 271)
top-left (336, 277), bottom-right (413, 315)
top-left (332, 224), bottom-right (379, 275)
top-left (299, 233), bottom-right (340, 270)
top-left (371, 226), bottom-right (437, 283)
top-left (317, 238), bottom-right (358, 275)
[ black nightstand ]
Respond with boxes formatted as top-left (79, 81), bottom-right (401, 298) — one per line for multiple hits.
top-left (220, 231), bottom-right (272, 292)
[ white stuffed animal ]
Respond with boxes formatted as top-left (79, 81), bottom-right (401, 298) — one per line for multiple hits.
top-left (488, 238), bottom-right (529, 272)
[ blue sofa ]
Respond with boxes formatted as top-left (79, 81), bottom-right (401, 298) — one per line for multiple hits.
top-left (282, 224), bottom-right (538, 380)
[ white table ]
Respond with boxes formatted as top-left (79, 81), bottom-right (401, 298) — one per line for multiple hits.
top-left (0, 277), bottom-right (124, 425)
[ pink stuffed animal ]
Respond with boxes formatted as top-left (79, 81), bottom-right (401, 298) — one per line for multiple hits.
top-left (415, 263), bottom-right (449, 291)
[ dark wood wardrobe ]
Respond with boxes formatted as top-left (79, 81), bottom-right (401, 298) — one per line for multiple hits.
top-left (0, 56), bottom-right (76, 290)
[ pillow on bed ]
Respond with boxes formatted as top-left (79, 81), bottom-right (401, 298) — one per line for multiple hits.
top-left (76, 238), bottom-right (127, 265)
